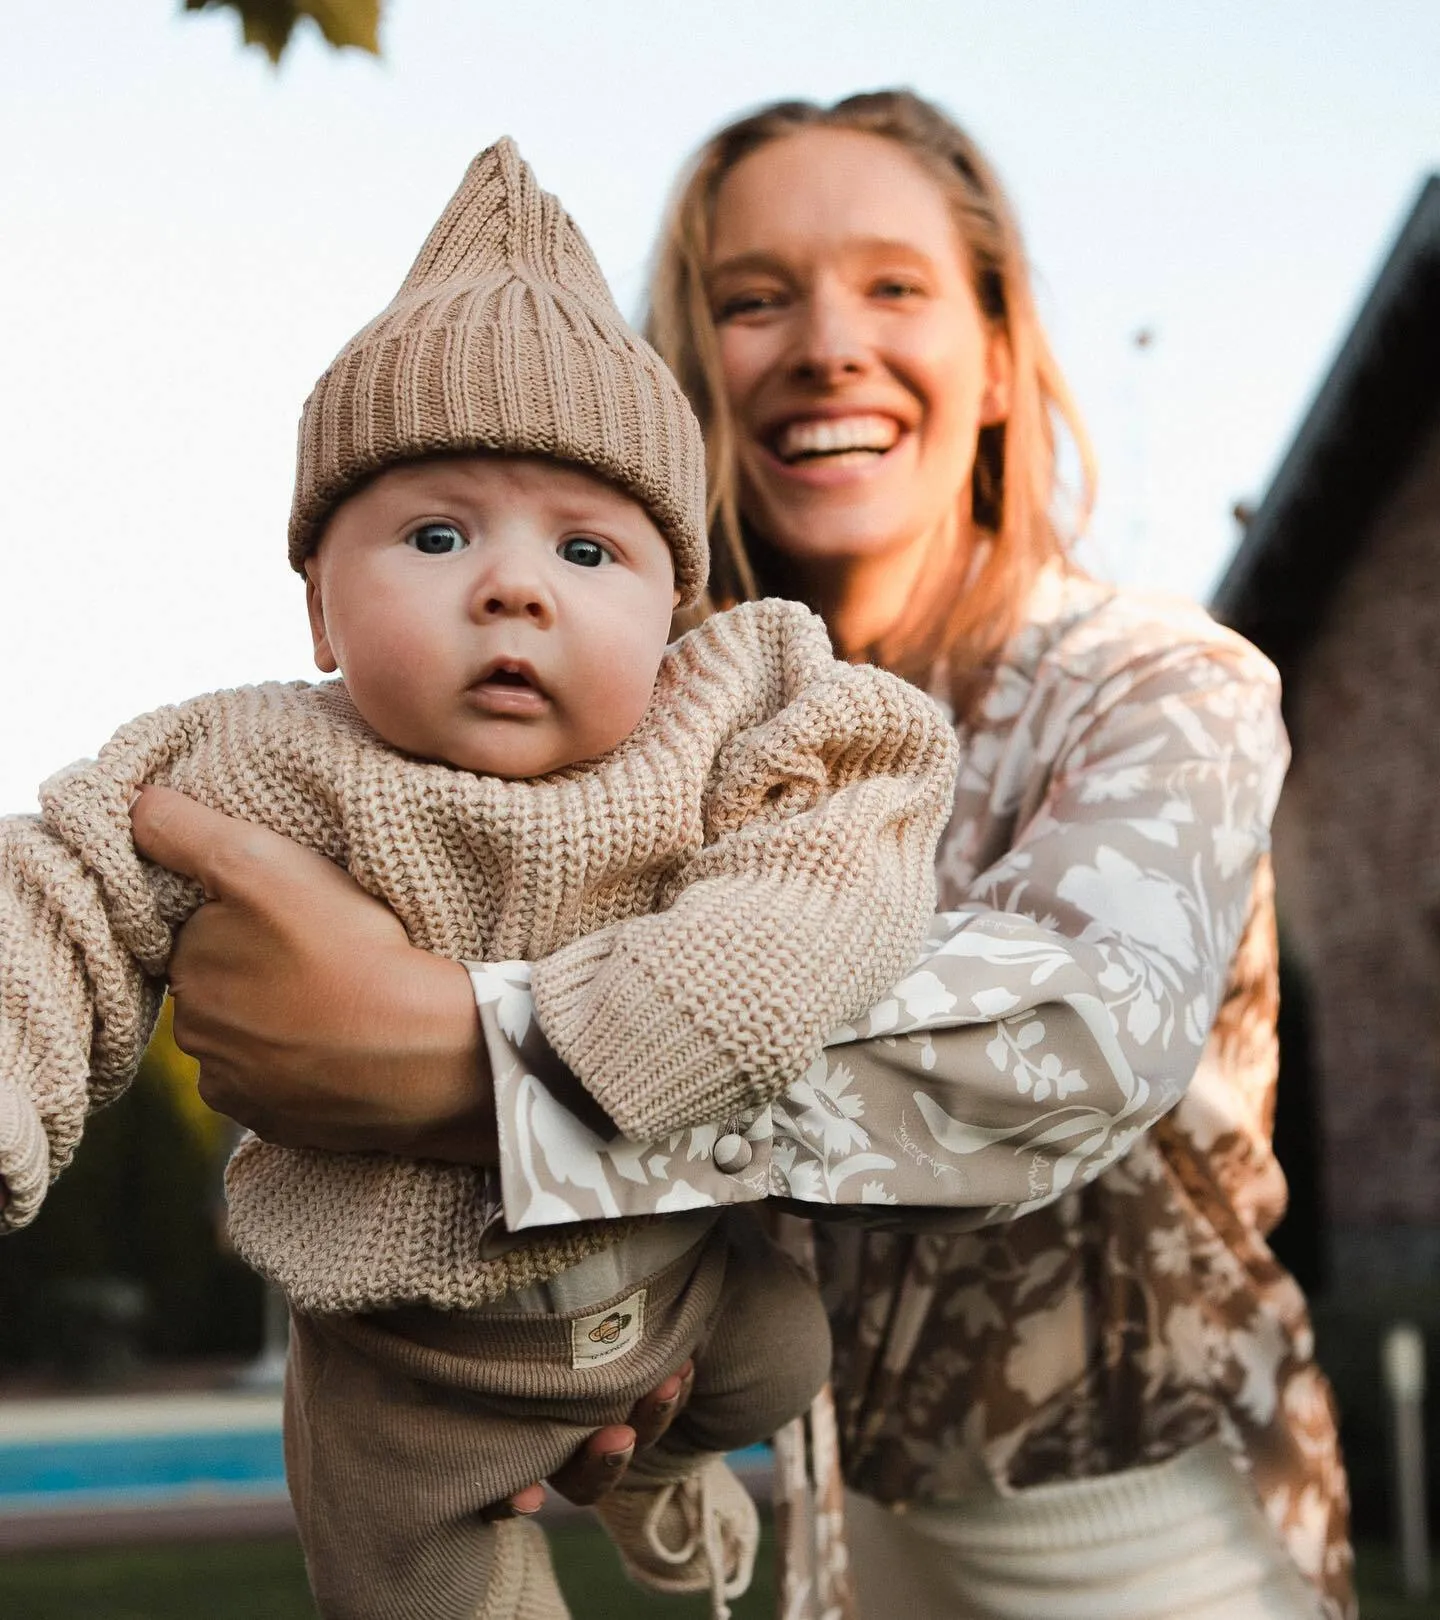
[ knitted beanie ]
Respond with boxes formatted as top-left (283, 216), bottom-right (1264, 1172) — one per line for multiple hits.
top-left (288, 138), bottom-right (709, 606)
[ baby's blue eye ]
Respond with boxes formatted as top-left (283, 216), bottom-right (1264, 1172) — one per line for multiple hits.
top-left (408, 523), bottom-right (467, 555)
top-left (559, 537), bottom-right (608, 568)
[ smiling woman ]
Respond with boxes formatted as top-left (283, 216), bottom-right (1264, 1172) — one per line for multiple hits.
top-left (594, 91), bottom-right (1349, 1619)
top-left (706, 130), bottom-right (1012, 632)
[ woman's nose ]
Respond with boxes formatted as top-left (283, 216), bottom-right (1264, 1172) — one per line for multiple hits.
top-left (789, 287), bottom-right (869, 384)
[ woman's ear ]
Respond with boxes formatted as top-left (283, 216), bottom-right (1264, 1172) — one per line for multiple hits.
top-left (980, 329), bottom-right (1014, 427)
top-left (304, 563), bottom-right (339, 674)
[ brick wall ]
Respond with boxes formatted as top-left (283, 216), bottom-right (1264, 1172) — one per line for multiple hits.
top-left (1273, 405), bottom-right (1440, 1232)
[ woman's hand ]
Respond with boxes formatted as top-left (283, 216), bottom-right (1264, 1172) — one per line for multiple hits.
top-left (483, 1362), bottom-right (695, 1520)
top-left (131, 786), bottom-right (496, 1163)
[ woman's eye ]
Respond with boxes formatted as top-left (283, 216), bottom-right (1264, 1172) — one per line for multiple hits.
top-left (407, 523), bottom-right (467, 555)
top-left (715, 289), bottom-right (782, 321)
top-left (872, 279), bottom-right (922, 301)
top-left (558, 537), bottom-right (608, 568)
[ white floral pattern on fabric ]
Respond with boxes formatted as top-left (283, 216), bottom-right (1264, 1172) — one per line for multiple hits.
top-left (478, 963), bottom-right (775, 1230)
top-left (481, 572), bottom-right (1354, 1620)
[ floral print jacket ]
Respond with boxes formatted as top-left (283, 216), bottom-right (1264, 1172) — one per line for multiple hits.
top-left (473, 570), bottom-right (1353, 1619)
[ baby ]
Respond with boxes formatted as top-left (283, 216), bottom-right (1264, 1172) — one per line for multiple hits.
top-left (0, 141), bottom-right (956, 1620)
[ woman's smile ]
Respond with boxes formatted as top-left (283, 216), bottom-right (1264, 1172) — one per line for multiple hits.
top-left (770, 412), bottom-right (902, 465)
top-left (760, 409), bottom-right (910, 490)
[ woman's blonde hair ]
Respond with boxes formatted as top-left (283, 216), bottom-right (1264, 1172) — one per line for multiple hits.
top-left (645, 89), bottom-right (1095, 716)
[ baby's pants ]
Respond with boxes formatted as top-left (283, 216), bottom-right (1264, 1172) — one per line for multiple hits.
top-left (284, 1212), bottom-right (831, 1620)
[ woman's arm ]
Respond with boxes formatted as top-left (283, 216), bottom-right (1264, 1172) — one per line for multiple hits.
top-left (129, 787), bottom-right (498, 1163)
top-left (487, 626), bottom-right (1288, 1229)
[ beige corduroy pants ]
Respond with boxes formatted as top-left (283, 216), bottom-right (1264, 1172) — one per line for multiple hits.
top-left (284, 1214), bottom-right (831, 1620)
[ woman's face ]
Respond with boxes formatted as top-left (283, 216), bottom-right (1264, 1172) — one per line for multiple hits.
top-left (707, 127), bottom-right (1010, 574)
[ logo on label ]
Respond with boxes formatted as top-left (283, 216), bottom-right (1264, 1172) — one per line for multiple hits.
top-left (572, 1288), bottom-right (646, 1369)
top-left (588, 1312), bottom-right (631, 1345)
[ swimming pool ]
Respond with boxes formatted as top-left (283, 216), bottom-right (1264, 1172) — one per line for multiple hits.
top-left (0, 1394), bottom-right (286, 1517)
top-left (0, 1392), bottom-right (770, 1526)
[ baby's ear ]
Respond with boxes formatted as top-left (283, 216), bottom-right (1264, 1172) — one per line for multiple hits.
top-left (304, 563), bottom-right (339, 674)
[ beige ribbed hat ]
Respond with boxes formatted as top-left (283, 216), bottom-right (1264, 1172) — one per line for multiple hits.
top-left (288, 138), bottom-right (708, 606)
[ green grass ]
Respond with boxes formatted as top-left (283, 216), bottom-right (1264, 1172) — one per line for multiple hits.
top-left (550, 1514), bottom-right (776, 1617)
top-left (0, 1527), bottom-right (1426, 1618)
top-left (0, 1537), bottom-right (317, 1620)
top-left (0, 1517), bottom-right (775, 1619)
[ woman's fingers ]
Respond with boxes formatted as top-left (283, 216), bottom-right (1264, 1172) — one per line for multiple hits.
top-left (477, 1482), bottom-right (547, 1524)
top-left (128, 784), bottom-right (227, 889)
top-left (540, 1359), bottom-right (696, 1507)
top-left (131, 785), bottom-right (297, 898)
top-left (544, 1424), bottom-right (638, 1506)
top-left (629, 1360), bottom-right (694, 1449)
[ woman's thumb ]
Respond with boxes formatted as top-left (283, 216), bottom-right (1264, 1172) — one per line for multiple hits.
top-left (130, 785), bottom-right (254, 895)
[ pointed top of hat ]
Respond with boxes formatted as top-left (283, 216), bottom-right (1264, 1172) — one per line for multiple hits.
top-left (396, 137), bottom-right (617, 313)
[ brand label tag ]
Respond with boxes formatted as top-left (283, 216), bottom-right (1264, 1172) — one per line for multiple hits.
top-left (566, 1289), bottom-right (644, 1367)
top-left (571, 1288), bottom-right (647, 1369)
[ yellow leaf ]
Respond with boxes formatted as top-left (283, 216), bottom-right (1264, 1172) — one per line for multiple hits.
top-left (137, 997), bottom-right (229, 1157)
top-left (183, 0), bottom-right (382, 64)
top-left (306, 0), bottom-right (382, 53)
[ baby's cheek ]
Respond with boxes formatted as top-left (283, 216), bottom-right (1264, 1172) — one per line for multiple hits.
top-left (345, 629), bottom-right (445, 750)
top-left (578, 646), bottom-right (661, 755)
top-left (583, 681), bottom-right (650, 755)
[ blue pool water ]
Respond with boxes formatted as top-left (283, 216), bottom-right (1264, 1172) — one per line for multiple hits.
top-left (0, 1429), bottom-right (286, 1509)
top-left (0, 1402), bottom-right (768, 1516)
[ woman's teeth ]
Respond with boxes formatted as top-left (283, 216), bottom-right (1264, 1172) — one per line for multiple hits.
top-left (776, 414), bottom-right (900, 463)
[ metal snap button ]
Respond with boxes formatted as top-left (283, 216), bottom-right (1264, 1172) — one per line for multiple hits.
top-left (713, 1132), bottom-right (753, 1173)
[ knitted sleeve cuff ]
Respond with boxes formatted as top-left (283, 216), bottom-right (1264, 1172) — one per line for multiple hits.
top-left (530, 931), bottom-right (745, 1141)
top-left (0, 1082), bottom-right (50, 1233)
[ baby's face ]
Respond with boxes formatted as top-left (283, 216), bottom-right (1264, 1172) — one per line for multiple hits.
top-left (305, 455), bottom-right (680, 778)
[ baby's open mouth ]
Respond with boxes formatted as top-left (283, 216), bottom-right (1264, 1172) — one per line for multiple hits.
top-left (772, 413), bottom-right (901, 465)
top-left (469, 660), bottom-right (548, 712)
top-left (474, 657), bottom-right (542, 689)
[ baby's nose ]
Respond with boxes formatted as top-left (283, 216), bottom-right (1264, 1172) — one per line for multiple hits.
top-left (472, 561), bottom-right (551, 622)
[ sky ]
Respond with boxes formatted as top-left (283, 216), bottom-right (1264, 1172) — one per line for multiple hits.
top-left (2, 0), bottom-right (1438, 812)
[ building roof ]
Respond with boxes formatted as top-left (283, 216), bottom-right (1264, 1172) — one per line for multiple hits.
top-left (1210, 178), bottom-right (1440, 692)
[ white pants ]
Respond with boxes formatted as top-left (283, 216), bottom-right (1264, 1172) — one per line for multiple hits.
top-left (845, 1439), bottom-right (1319, 1620)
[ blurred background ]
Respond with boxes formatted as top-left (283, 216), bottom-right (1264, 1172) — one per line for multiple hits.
top-left (0, 1), bottom-right (1437, 1614)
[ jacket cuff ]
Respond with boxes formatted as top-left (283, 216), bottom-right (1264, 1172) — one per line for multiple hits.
top-left (0, 1082), bottom-right (49, 1232)
top-left (468, 959), bottom-right (771, 1231)
top-left (531, 935), bottom-right (747, 1141)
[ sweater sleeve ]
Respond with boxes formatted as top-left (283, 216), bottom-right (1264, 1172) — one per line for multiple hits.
top-left (528, 660), bottom-right (958, 1141)
top-left (0, 812), bottom-right (172, 1231)
top-left (0, 689), bottom-right (288, 1232)
top-left (486, 625), bottom-right (1287, 1230)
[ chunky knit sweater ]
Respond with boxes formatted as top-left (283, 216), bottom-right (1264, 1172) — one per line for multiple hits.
top-left (0, 598), bottom-right (956, 1313)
